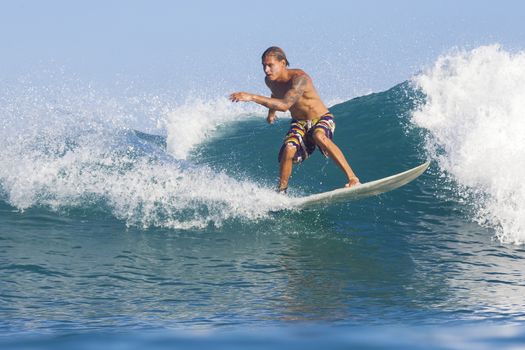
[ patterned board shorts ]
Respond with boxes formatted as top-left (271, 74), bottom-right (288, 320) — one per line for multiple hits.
top-left (278, 112), bottom-right (336, 164)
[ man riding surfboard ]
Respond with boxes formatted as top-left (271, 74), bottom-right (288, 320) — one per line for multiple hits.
top-left (230, 46), bottom-right (360, 193)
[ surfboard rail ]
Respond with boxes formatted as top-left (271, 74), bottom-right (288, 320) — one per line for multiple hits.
top-left (290, 161), bottom-right (430, 209)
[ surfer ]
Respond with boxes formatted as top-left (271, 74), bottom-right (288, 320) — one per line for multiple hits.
top-left (230, 46), bottom-right (360, 193)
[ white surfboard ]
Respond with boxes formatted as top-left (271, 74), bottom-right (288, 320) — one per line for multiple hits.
top-left (289, 161), bottom-right (430, 209)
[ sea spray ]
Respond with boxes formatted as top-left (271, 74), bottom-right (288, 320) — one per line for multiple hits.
top-left (163, 96), bottom-right (266, 160)
top-left (0, 80), bottom-right (288, 228)
top-left (412, 44), bottom-right (525, 244)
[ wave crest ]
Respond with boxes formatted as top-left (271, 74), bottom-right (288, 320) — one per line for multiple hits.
top-left (0, 80), bottom-right (287, 229)
top-left (412, 44), bottom-right (525, 244)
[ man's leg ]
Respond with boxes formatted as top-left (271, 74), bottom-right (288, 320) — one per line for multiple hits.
top-left (312, 130), bottom-right (360, 187)
top-left (278, 144), bottom-right (296, 192)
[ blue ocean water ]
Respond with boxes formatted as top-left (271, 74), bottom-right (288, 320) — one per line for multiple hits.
top-left (1, 45), bottom-right (525, 349)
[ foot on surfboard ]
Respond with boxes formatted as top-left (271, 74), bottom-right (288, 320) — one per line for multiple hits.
top-left (345, 177), bottom-right (361, 188)
top-left (277, 186), bottom-right (288, 194)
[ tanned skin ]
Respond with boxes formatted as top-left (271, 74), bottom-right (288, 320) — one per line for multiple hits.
top-left (230, 55), bottom-right (360, 191)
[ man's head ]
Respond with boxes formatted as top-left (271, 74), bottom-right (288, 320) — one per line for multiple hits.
top-left (262, 46), bottom-right (289, 81)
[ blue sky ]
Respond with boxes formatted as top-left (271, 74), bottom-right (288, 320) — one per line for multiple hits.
top-left (2, 0), bottom-right (525, 99)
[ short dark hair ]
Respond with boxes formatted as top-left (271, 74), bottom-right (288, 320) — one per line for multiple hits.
top-left (261, 46), bottom-right (290, 66)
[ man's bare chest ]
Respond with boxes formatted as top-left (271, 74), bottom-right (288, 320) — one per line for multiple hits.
top-left (269, 82), bottom-right (293, 98)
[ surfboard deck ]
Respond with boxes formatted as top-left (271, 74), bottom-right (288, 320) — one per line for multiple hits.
top-left (289, 161), bottom-right (430, 209)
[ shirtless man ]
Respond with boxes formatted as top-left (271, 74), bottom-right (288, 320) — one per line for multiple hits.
top-left (230, 46), bottom-right (360, 193)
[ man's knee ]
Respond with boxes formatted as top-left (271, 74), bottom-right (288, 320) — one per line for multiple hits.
top-left (280, 143), bottom-right (297, 161)
top-left (313, 130), bottom-right (329, 145)
top-left (279, 143), bottom-right (297, 162)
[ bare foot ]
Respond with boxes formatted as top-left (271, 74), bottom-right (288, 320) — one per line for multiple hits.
top-left (277, 186), bottom-right (288, 195)
top-left (345, 177), bottom-right (361, 188)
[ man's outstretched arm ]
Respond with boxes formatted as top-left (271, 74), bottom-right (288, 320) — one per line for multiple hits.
top-left (230, 75), bottom-right (308, 112)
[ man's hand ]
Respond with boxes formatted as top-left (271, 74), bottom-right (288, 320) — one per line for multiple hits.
top-left (267, 109), bottom-right (277, 124)
top-left (229, 92), bottom-right (253, 102)
top-left (267, 115), bottom-right (277, 124)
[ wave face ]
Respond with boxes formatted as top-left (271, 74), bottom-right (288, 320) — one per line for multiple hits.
top-left (412, 45), bottom-right (525, 244)
top-left (0, 82), bottom-right (425, 229)
top-left (1, 46), bottom-right (524, 244)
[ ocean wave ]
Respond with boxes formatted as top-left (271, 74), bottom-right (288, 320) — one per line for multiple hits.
top-left (163, 96), bottom-right (265, 160)
top-left (412, 44), bottom-right (525, 244)
top-left (0, 80), bottom-right (289, 229)
top-left (5, 46), bottom-right (525, 239)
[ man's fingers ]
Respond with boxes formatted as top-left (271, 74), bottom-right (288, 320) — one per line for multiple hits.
top-left (229, 92), bottom-right (250, 102)
top-left (229, 93), bottom-right (240, 102)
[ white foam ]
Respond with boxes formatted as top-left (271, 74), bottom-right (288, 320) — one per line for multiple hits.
top-left (412, 45), bottom-right (525, 244)
top-left (1, 140), bottom-right (286, 229)
top-left (0, 81), bottom-right (291, 229)
top-left (163, 97), bottom-right (265, 159)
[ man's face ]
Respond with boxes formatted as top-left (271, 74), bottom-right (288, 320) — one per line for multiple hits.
top-left (262, 56), bottom-right (286, 81)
